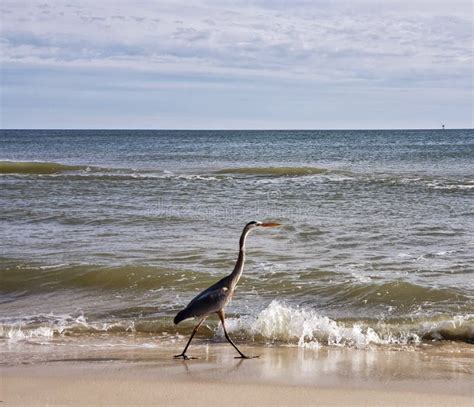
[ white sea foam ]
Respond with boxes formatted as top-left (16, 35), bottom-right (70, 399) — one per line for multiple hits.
top-left (0, 313), bottom-right (136, 342)
top-left (219, 301), bottom-right (473, 348)
top-left (219, 301), bottom-right (417, 348)
top-left (426, 181), bottom-right (474, 190)
top-left (2, 304), bottom-right (472, 346)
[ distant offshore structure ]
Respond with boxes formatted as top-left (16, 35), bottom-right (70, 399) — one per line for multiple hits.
top-left (441, 124), bottom-right (445, 130)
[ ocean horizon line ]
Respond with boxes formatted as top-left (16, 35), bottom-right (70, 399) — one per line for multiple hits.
top-left (1, 127), bottom-right (472, 132)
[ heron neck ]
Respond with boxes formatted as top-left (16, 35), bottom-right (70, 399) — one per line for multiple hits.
top-left (229, 227), bottom-right (250, 289)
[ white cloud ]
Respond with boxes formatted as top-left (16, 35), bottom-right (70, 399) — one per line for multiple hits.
top-left (1, 0), bottom-right (472, 87)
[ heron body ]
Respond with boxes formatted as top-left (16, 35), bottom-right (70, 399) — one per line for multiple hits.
top-left (173, 220), bottom-right (280, 360)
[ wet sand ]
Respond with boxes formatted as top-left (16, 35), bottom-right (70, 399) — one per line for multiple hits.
top-left (1, 341), bottom-right (473, 406)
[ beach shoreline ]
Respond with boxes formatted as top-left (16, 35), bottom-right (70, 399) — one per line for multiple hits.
top-left (2, 342), bottom-right (473, 406)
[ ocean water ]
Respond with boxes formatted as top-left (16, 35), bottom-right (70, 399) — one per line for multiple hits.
top-left (1, 129), bottom-right (473, 348)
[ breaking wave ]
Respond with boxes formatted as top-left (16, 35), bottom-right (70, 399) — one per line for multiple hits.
top-left (215, 167), bottom-right (333, 177)
top-left (222, 301), bottom-right (474, 348)
top-left (3, 161), bottom-right (469, 194)
top-left (2, 302), bottom-right (473, 347)
top-left (0, 160), bottom-right (167, 178)
top-left (2, 261), bottom-right (470, 309)
top-left (1, 261), bottom-right (198, 292)
top-left (0, 160), bottom-right (88, 174)
top-left (0, 313), bottom-right (138, 341)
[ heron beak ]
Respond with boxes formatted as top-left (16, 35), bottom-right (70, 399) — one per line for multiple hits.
top-left (260, 222), bottom-right (281, 227)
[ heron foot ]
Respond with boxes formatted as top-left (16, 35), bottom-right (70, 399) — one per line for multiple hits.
top-left (174, 354), bottom-right (199, 360)
top-left (234, 354), bottom-right (260, 359)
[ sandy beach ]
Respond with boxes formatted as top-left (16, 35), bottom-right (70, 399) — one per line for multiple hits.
top-left (2, 340), bottom-right (473, 406)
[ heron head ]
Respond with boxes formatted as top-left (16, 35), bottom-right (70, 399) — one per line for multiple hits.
top-left (245, 220), bottom-right (281, 230)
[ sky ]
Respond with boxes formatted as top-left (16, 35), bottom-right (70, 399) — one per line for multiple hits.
top-left (0, 0), bottom-right (472, 129)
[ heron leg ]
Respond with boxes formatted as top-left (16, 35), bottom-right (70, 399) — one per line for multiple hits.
top-left (218, 310), bottom-right (259, 359)
top-left (174, 317), bottom-right (206, 360)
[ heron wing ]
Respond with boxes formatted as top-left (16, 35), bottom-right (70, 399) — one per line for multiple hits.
top-left (188, 275), bottom-right (230, 307)
top-left (179, 287), bottom-right (230, 320)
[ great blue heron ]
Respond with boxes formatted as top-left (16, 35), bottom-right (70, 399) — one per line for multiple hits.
top-left (173, 220), bottom-right (281, 360)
